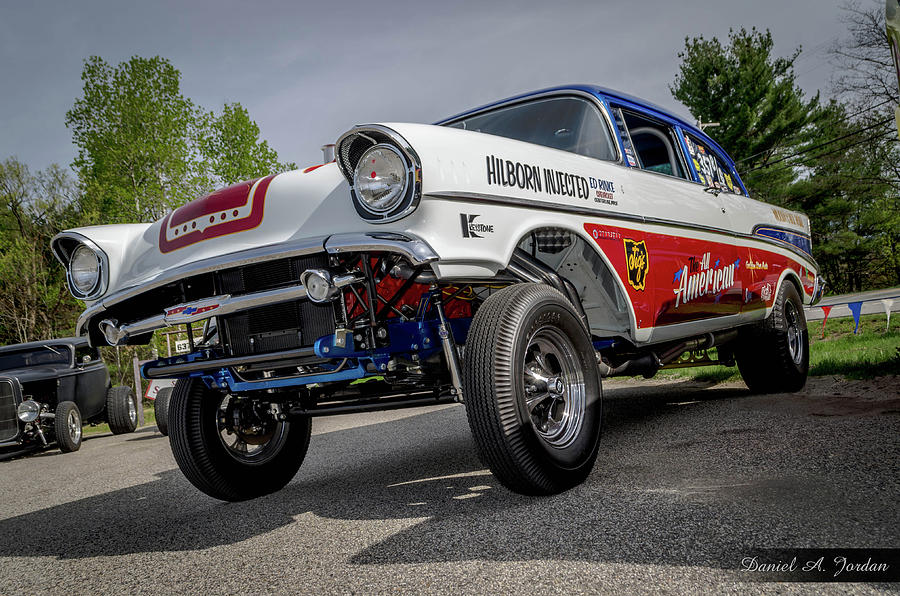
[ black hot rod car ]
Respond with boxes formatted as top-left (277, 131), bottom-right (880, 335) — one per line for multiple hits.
top-left (0, 337), bottom-right (138, 453)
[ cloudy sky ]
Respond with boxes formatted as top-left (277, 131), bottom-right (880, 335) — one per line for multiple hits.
top-left (0, 0), bottom-right (858, 172)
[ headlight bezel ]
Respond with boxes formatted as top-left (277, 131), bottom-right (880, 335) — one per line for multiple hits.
top-left (69, 244), bottom-right (102, 296)
top-left (17, 399), bottom-right (40, 423)
top-left (352, 144), bottom-right (410, 216)
top-left (336, 126), bottom-right (422, 224)
top-left (51, 233), bottom-right (110, 301)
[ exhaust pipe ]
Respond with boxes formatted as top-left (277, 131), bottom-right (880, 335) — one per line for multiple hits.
top-left (597, 329), bottom-right (739, 378)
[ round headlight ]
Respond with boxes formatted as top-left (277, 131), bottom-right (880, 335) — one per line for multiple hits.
top-left (352, 144), bottom-right (409, 215)
top-left (17, 400), bottom-right (40, 423)
top-left (70, 244), bottom-right (101, 295)
top-left (301, 269), bottom-right (336, 303)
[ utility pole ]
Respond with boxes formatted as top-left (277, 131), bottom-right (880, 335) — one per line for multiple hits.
top-left (697, 116), bottom-right (720, 132)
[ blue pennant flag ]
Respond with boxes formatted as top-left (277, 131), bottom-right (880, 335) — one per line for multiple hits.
top-left (848, 302), bottom-right (863, 334)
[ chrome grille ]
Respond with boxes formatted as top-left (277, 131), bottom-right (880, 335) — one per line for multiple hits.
top-left (0, 379), bottom-right (19, 443)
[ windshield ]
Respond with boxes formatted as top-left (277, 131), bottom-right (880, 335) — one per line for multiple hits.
top-left (447, 96), bottom-right (618, 162)
top-left (0, 346), bottom-right (71, 371)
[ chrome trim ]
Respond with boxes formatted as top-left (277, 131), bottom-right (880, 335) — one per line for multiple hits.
top-left (99, 283), bottom-right (310, 346)
top-left (810, 274), bottom-right (826, 306)
top-left (84, 232), bottom-right (440, 343)
top-left (325, 232), bottom-right (439, 266)
top-left (351, 144), bottom-right (412, 217)
top-left (75, 236), bottom-right (328, 336)
top-left (428, 191), bottom-right (820, 270)
top-left (51, 232), bottom-right (110, 301)
top-left (335, 124), bottom-right (423, 224)
top-left (0, 378), bottom-right (22, 444)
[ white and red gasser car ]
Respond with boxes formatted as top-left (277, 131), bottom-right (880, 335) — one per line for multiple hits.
top-left (52, 85), bottom-right (824, 500)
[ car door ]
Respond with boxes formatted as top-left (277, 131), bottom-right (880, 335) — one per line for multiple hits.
top-left (610, 107), bottom-right (740, 329)
top-left (74, 346), bottom-right (109, 419)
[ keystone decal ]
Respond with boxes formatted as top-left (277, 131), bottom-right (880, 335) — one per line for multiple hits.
top-left (623, 238), bottom-right (649, 291)
top-left (460, 214), bottom-right (494, 238)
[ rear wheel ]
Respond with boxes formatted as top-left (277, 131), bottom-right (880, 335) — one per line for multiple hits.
top-left (55, 401), bottom-right (82, 453)
top-left (168, 378), bottom-right (311, 501)
top-left (107, 386), bottom-right (138, 434)
top-left (463, 283), bottom-right (602, 495)
top-left (736, 282), bottom-right (809, 393)
top-left (154, 387), bottom-right (172, 436)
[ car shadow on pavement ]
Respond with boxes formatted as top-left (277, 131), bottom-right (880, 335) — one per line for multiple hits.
top-left (0, 382), bottom-right (895, 573)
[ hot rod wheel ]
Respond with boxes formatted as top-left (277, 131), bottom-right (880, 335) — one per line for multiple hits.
top-left (106, 385), bottom-right (138, 435)
top-left (54, 401), bottom-right (82, 453)
top-left (154, 386), bottom-right (172, 436)
top-left (735, 282), bottom-right (809, 393)
top-left (462, 283), bottom-right (602, 495)
top-left (168, 378), bottom-right (311, 501)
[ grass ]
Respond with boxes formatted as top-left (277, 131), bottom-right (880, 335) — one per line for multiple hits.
top-left (83, 402), bottom-right (157, 436)
top-left (655, 313), bottom-right (900, 383)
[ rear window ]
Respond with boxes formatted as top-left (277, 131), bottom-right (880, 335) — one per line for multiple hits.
top-left (448, 96), bottom-right (618, 162)
top-left (683, 133), bottom-right (743, 195)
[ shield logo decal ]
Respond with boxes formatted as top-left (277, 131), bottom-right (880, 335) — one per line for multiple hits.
top-left (623, 238), bottom-right (649, 291)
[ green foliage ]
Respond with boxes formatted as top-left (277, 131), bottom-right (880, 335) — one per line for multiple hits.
top-left (670, 27), bottom-right (823, 199)
top-left (0, 158), bottom-right (82, 343)
top-left (197, 103), bottom-right (296, 187)
top-left (0, 55), bottom-right (292, 348)
top-left (66, 56), bottom-right (201, 224)
top-left (65, 55), bottom-right (294, 224)
top-left (672, 20), bottom-right (899, 293)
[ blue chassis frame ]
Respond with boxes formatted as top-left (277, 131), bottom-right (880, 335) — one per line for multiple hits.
top-left (142, 290), bottom-right (472, 393)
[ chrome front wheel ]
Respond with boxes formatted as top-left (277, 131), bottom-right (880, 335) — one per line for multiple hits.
top-left (523, 326), bottom-right (587, 449)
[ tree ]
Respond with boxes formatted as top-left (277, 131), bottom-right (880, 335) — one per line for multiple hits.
top-left (0, 158), bottom-right (82, 342)
top-left (65, 56), bottom-right (202, 224)
top-left (197, 103), bottom-right (296, 187)
top-left (670, 28), bottom-right (824, 199)
top-left (830, 1), bottom-right (900, 110)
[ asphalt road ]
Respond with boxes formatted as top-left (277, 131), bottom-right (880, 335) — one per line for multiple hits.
top-left (0, 376), bottom-right (898, 595)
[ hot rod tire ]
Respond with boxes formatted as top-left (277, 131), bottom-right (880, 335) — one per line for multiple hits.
top-left (736, 282), bottom-right (809, 394)
top-left (168, 378), bottom-right (311, 501)
top-left (154, 387), bottom-right (172, 436)
top-left (55, 401), bottom-right (82, 453)
top-left (107, 385), bottom-right (138, 435)
top-left (462, 283), bottom-right (602, 496)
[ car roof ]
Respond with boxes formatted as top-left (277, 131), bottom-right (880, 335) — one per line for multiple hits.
top-left (436, 84), bottom-right (735, 167)
top-left (0, 337), bottom-right (87, 354)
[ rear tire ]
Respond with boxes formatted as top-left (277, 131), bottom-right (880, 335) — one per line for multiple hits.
top-left (55, 401), bottom-right (82, 453)
top-left (107, 386), bottom-right (138, 434)
top-left (463, 283), bottom-right (602, 495)
top-left (154, 387), bottom-right (172, 436)
top-left (736, 281), bottom-right (809, 393)
top-left (168, 378), bottom-right (311, 501)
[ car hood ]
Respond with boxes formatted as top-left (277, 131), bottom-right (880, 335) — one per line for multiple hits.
top-left (0, 366), bottom-right (70, 383)
top-left (55, 163), bottom-right (375, 300)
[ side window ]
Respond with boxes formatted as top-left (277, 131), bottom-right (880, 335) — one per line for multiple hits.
top-left (448, 96), bottom-right (618, 161)
top-left (683, 133), bottom-right (743, 195)
top-left (617, 110), bottom-right (688, 179)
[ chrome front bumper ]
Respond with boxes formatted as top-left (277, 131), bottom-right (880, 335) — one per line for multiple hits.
top-left (82, 232), bottom-right (439, 346)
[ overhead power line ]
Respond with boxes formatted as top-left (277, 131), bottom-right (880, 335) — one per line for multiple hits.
top-left (735, 97), bottom-right (895, 165)
top-left (747, 116), bottom-right (894, 172)
top-left (759, 129), bottom-right (898, 177)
